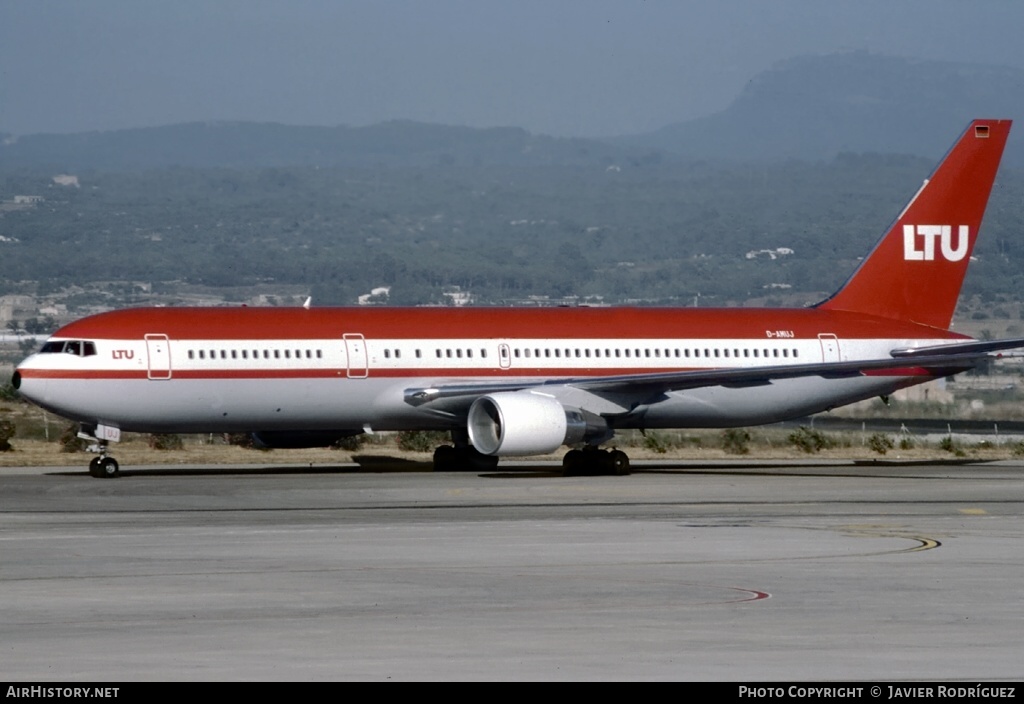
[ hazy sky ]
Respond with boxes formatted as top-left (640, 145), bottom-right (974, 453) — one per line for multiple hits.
top-left (5, 0), bottom-right (1024, 138)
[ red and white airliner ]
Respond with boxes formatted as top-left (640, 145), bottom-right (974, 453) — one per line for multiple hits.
top-left (13, 119), bottom-right (1023, 477)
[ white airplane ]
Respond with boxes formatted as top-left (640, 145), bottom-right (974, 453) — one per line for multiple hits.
top-left (13, 119), bottom-right (1023, 478)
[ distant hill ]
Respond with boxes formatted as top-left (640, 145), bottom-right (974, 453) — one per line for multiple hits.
top-left (0, 120), bottom-right (631, 171)
top-left (4, 52), bottom-right (1024, 172)
top-left (623, 52), bottom-right (1024, 165)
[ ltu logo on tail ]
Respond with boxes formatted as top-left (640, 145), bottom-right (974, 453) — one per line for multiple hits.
top-left (903, 225), bottom-right (969, 261)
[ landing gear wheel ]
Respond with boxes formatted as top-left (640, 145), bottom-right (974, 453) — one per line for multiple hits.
top-left (433, 445), bottom-right (456, 472)
top-left (562, 449), bottom-right (586, 476)
top-left (607, 450), bottom-right (631, 476)
top-left (562, 448), bottom-right (631, 476)
top-left (432, 445), bottom-right (499, 472)
top-left (465, 451), bottom-right (499, 471)
top-left (92, 457), bottom-right (120, 479)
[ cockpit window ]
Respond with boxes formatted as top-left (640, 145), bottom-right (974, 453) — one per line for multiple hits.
top-left (39, 340), bottom-right (97, 357)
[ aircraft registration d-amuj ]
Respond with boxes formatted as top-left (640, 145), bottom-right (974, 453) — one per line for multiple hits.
top-left (12, 119), bottom-right (1024, 477)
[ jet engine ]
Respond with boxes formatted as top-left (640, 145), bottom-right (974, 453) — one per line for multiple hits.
top-left (467, 392), bottom-right (607, 456)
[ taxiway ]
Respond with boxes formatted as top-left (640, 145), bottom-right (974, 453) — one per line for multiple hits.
top-left (1, 459), bottom-right (1022, 681)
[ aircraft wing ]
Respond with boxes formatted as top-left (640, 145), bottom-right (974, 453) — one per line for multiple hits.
top-left (404, 347), bottom-right (1004, 414)
top-left (890, 336), bottom-right (1024, 358)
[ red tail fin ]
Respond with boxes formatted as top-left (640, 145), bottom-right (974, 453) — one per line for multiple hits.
top-left (817, 119), bottom-right (1011, 329)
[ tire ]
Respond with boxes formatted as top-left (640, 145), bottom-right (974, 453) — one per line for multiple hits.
top-left (607, 450), bottom-right (631, 476)
top-left (466, 450), bottom-right (499, 471)
top-left (562, 449), bottom-right (585, 476)
top-left (433, 445), bottom-right (456, 472)
top-left (97, 457), bottom-right (120, 479)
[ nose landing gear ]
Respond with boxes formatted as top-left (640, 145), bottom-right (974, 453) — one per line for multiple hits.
top-left (80, 425), bottom-right (121, 478)
top-left (88, 455), bottom-right (121, 479)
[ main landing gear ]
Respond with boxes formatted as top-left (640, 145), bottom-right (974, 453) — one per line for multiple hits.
top-left (431, 430), bottom-right (631, 476)
top-left (432, 444), bottom-right (500, 471)
top-left (432, 429), bottom-right (500, 471)
top-left (562, 447), bottom-right (631, 476)
top-left (432, 445), bottom-right (632, 475)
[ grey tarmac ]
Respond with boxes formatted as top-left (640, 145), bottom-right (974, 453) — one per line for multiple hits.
top-left (1, 459), bottom-right (1022, 681)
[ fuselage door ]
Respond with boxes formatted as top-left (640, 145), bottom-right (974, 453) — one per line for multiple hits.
top-left (343, 333), bottom-right (368, 378)
top-left (818, 333), bottom-right (841, 363)
top-left (144, 333), bottom-right (172, 380)
top-left (498, 343), bottom-right (512, 369)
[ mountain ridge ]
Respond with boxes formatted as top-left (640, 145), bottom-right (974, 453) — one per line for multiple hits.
top-left (2, 52), bottom-right (1023, 171)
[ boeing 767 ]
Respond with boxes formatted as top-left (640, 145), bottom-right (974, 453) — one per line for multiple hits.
top-left (13, 119), bottom-right (1022, 477)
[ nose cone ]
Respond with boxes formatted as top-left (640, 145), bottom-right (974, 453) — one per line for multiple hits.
top-left (12, 355), bottom-right (48, 406)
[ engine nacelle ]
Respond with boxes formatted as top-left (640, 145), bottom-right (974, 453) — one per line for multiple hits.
top-left (467, 392), bottom-right (604, 456)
